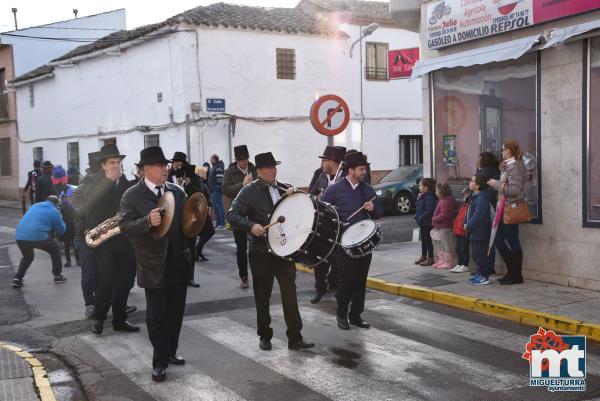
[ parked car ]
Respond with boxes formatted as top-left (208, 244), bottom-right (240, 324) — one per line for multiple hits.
top-left (374, 165), bottom-right (422, 215)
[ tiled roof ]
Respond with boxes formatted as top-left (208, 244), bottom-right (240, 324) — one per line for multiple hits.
top-left (12, 3), bottom-right (346, 84)
top-left (297, 0), bottom-right (399, 26)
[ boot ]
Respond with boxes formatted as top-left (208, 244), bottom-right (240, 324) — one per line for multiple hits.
top-left (437, 252), bottom-right (453, 269)
top-left (414, 256), bottom-right (427, 265)
top-left (420, 257), bottom-right (434, 266)
top-left (432, 253), bottom-right (445, 268)
top-left (496, 247), bottom-right (513, 283)
top-left (501, 251), bottom-right (523, 285)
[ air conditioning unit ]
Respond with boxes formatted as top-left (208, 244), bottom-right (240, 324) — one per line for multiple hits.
top-left (190, 102), bottom-right (202, 112)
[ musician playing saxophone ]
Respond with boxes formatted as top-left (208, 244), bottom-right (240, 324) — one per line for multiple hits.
top-left (73, 144), bottom-right (139, 335)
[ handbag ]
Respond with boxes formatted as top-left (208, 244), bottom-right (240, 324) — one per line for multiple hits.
top-left (501, 182), bottom-right (531, 224)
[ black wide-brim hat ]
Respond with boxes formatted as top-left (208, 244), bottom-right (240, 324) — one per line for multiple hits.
top-left (254, 152), bottom-right (281, 168)
top-left (136, 146), bottom-right (171, 166)
top-left (344, 151), bottom-right (370, 169)
top-left (98, 144), bottom-right (126, 162)
top-left (171, 151), bottom-right (188, 163)
top-left (42, 160), bottom-right (54, 168)
top-left (234, 145), bottom-right (250, 161)
top-left (318, 145), bottom-right (346, 163)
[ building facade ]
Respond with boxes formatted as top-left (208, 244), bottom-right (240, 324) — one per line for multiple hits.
top-left (391, 0), bottom-right (600, 290)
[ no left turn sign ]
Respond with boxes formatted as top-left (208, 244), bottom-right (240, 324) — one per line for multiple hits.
top-left (310, 94), bottom-right (350, 136)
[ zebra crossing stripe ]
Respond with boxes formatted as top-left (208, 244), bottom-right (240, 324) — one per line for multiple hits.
top-left (81, 333), bottom-right (247, 401)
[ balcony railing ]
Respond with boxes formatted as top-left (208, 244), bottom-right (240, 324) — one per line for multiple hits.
top-left (0, 93), bottom-right (9, 120)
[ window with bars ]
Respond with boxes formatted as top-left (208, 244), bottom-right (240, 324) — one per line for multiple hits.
top-left (0, 138), bottom-right (11, 176)
top-left (144, 134), bottom-right (160, 148)
top-left (67, 142), bottom-right (80, 179)
top-left (276, 48), bottom-right (296, 80)
top-left (29, 84), bottom-right (35, 107)
top-left (33, 147), bottom-right (43, 163)
top-left (365, 42), bottom-right (389, 81)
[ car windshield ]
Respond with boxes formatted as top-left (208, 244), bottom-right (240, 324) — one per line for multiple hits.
top-left (379, 166), bottom-right (418, 183)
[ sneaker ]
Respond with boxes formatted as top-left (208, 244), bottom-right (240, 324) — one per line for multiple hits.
top-left (471, 275), bottom-right (490, 285)
top-left (468, 274), bottom-right (481, 284)
top-left (453, 265), bottom-right (470, 273)
top-left (53, 275), bottom-right (67, 284)
top-left (12, 278), bottom-right (23, 288)
top-left (450, 265), bottom-right (461, 272)
top-left (85, 305), bottom-right (95, 319)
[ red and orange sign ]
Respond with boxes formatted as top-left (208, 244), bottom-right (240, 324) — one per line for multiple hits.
top-left (388, 48), bottom-right (420, 79)
top-left (309, 94), bottom-right (350, 137)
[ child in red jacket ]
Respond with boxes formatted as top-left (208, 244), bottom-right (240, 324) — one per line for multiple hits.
top-left (431, 182), bottom-right (456, 269)
top-left (451, 187), bottom-right (471, 273)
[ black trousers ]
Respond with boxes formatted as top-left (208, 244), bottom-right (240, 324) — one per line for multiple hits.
top-left (334, 247), bottom-right (371, 319)
top-left (94, 246), bottom-right (135, 324)
top-left (145, 283), bottom-right (188, 368)
top-left (420, 225), bottom-right (434, 258)
top-left (63, 237), bottom-right (79, 263)
top-left (471, 239), bottom-right (489, 277)
top-left (74, 238), bottom-right (96, 306)
top-left (196, 217), bottom-right (215, 256)
top-left (233, 229), bottom-right (249, 279)
top-left (15, 239), bottom-right (62, 280)
top-left (314, 261), bottom-right (338, 294)
top-left (455, 235), bottom-right (470, 266)
top-left (248, 249), bottom-right (302, 342)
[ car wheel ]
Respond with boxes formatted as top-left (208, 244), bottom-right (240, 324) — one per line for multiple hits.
top-left (395, 193), bottom-right (413, 215)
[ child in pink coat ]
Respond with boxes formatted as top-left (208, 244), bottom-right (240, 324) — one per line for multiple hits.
top-left (431, 182), bottom-right (456, 269)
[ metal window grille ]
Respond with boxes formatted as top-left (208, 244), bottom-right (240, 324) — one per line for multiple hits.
top-left (67, 142), bottom-right (80, 177)
top-left (276, 48), bottom-right (296, 80)
top-left (365, 42), bottom-right (389, 80)
top-left (28, 84), bottom-right (34, 107)
top-left (0, 138), bottom-right (11, 176)
top-left (33, 147), bottom-right (43, 163)
top-left (144, 134), bottom-right (160, 148)
top-left (0, 93), bottom-right (8, 120)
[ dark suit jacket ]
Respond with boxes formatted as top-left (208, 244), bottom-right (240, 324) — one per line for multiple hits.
top-left (34, 173), bottom-right (57, 203)
top-left (119, 179), bottom-right (193, 288)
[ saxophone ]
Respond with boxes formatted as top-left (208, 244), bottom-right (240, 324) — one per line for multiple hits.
top-left (85, 213), bottom-right (123, 248)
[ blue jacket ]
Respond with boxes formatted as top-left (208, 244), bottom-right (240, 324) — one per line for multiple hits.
top-left (415, 191), bottom-right (437, 227)
top-left (16, 200), bottom-right (66, 241)
top-left (208, 160), bottom-right (225, 193)
top-left (465, 191), bottom-right (491, 241)
top-left (321, 178), bottom-right (383, 225)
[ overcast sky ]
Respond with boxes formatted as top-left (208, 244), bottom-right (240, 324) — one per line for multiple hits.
top-left (1, 0), bottom-right (301, 32)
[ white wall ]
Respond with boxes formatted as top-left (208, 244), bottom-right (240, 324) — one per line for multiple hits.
top-left (2, 9), bottom-right (126, 77)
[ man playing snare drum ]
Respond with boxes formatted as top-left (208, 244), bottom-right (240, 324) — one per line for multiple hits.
top-left (227, 152), bottom-right (314, 352)
top-left (321, 151), bottom-right (383, 331)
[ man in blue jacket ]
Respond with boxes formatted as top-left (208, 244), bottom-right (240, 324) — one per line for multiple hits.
top-left (13, 196), bottom-right (67, 288)
top-left (208, 154), bottom-right (226, 229)
top-left (321, 152), bottom-right (383, 330)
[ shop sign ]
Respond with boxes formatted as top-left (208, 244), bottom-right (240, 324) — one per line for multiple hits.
top-left (426, 0), bottom-right (600, 50)
top-left (388, 48), bottom-right (421, 79)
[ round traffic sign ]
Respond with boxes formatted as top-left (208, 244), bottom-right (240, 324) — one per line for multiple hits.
top-left (309, 94), bottom-right (350, 136)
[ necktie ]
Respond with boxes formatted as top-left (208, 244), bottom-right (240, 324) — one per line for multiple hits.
top-left (156, 186), bottom-right (163, 198)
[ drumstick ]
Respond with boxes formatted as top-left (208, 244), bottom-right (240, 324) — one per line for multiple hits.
top-left (263, 216), bottom-right (285, 230)
top-left (346, 196), bottom-right (377, 222)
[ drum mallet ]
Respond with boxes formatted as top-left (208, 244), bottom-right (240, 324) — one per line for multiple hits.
top-left (345, 196), bottom-right (377, 222)
top-left (263, 216), bottom-right (285, 230)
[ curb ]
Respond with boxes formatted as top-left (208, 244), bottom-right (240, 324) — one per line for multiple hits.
top-left (0, 343), bottom-right (57, 401)
top-left (295, 264), bottom-right (600, 342)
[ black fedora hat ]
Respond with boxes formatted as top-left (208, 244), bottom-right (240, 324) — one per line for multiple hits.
top-left (42, 160), bottom-right (53, 168)
top-left (234, 145), bottom-right (250, 161)
top-left (254, 152), bottom-right (281, 169)
top-left (137, 146), bottom-right (171, 166)
top-left (344, 151), bottom-right (369, 169)
top-left (318, 145), bottom-right (346, 163)
top-left (171, 151), bottom-right (188, 163)
top-left (98, 144), bottom-right (126, 162)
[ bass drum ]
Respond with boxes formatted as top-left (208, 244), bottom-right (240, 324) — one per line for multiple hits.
top-left (267, 191), bottom-right (340, 268)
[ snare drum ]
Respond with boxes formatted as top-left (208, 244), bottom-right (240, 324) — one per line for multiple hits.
top-left (340, 220), bottom-right (382, 258)
top-left (267, 191), bottom-right (340, 267)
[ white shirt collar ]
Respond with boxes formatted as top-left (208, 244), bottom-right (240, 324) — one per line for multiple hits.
top-left (237, 163), bottom-right (248, 175)
top-left (346, 177), bottom-right (359, 190)
top-left (144, 177), bottom-right (163, 196)
top-left (506, 157), bottom-right (516, 165)
top-left (268, 184), bottom-right (281, 204)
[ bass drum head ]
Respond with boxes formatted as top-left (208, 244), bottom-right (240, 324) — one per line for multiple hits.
top-left (268, 192), bottom-right (315, 257)
top-left (340, 220), bottom-right (377, 247)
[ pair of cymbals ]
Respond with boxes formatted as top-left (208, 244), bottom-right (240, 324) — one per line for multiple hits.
top-left (153, 192), bottom-right (208, 238)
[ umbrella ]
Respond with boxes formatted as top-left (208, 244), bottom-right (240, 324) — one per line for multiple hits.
top-left (488, 195), bottom-right (506, 256)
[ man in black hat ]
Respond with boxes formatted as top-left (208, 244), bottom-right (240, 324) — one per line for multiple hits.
top-left (119, 146), bottom-right (194, 382)
top-left (23, 160), bottom-right (42, 207)
top-left (223, 145), bottom-right (257, 289)
top-left (72, 151), bottom-right (102, 318)
top-left (309, 146), bottom-right (346, 303)
top-left (34, 161), bottom-right (57, 203)
top-left (321, 151), bottom-right (383, 331)
top-left (73, 144), bottom-right (138, 335)
top-left (228, 152), bottom-right (314, 352)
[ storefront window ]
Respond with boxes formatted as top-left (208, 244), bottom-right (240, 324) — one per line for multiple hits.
top-left (586, 37), bottom-right (600, 224)
top-left (432, 53), bottom-right (539, 218)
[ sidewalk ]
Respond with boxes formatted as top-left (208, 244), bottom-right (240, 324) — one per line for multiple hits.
top-left (298, 241), bottom-right (600, 341)
top-left (0, 343), bottom-right (56, 401)
top-left (0, 200), bottom-right (23, 210)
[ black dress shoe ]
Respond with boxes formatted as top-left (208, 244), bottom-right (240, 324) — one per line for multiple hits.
top-left (91, 320), bottom-right (103, 335)
top-left (349, 318), bottom-right (370, 329)
top-left (500, 277), bottom-right (524, 285)
top-left (188, 280), bottom-right (200, 288)
top-left (152, 367), bottom-right (166, 382)
top-left (337, 315), bottom-right (350, 330)
top-left (310, 291), bottom-right (326, 304)
top-left (125, 305), bottom-right (137, 314)
top-left (288, 339), bottom-right (315, 350)
top-left (169, 356), bottom-right (185, 365)
top-left (259, 338), bottom-right (272, 351)
top-left (113, 321), bottom-right (140, 332)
